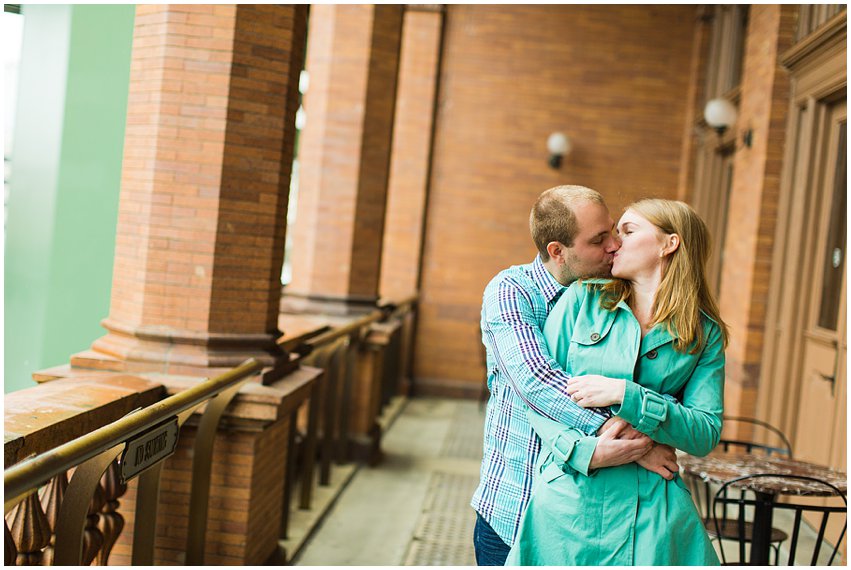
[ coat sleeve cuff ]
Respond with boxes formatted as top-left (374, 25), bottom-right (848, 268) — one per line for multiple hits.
top-left (547, 432), bottom-right (597, 477)
top-left (613, 381), bottom-right (668, 435)
top-left (612, 380), bottom-right (642, 426)
top-left (565, 436), bottom-right (597, 476)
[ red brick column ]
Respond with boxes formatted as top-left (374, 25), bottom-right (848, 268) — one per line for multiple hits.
top-left (285, 5), bottom-right (403, 315)
top-left (718, 5), bottom-right (797, 417)
top-left (71, 5), bottom-right (307, 377)
top-left (379, 6), bottom-right (444, 300)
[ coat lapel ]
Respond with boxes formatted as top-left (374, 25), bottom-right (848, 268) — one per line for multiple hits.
top-left (639, 323), bottom-right (675, 356)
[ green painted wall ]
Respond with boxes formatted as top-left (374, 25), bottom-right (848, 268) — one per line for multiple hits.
top-left (5, 5), bottom-right (135, 393)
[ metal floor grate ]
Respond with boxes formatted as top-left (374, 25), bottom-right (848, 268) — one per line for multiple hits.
top-left (403, 470), bottom-right (479, 565)
top-left (404, 525), bottom-right (476, 566)
top-left (421, 471), bottom-right (480, 513)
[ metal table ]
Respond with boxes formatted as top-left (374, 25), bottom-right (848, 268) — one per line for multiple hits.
top-left (680, 451), bottom-right (847, 565)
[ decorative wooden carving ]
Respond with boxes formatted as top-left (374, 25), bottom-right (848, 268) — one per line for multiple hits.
top-left (8, 491), bottom-right (51, 565)
top-left (95, 460), bottom-right (127, 565)
top-left (81, 483), bottom-right (106, 565)
top-left (40, 471), bottom-right (69, 566)
top-left (5, 519), bottom-right (17, 566)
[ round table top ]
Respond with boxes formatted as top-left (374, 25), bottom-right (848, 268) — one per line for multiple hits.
top-left (679, 450), bottom-right (847, 497)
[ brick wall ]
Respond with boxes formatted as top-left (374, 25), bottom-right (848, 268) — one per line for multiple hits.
top-left (676, 6), bottom-right (714, 202)
top-left (414, 5), bottom-right (699, 392)
top-left (718, 5), bottom-right (797, 417)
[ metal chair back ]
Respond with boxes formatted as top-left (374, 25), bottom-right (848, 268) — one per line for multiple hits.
top-left (718, 416), bottom-right (794, 458)
top-left (712, 474), bottom-right (847, 566)
top-left (687, 417), bottom-right (793, 525)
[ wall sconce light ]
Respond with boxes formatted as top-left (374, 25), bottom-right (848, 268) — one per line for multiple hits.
top-left (703, 98), bottom-right (738, 136)
top-left (547, 132), bottom-right (572, 169)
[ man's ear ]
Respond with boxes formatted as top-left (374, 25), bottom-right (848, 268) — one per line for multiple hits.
top-left (546, 241), bottom-right (567, 263)
top-left (662, 234), bottom-right (680, 257)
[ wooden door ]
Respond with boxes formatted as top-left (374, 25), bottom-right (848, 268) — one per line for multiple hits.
top-left (793, 101), bottom-right (846, 470)
top-left (789, 101), bottom-right (846, 561)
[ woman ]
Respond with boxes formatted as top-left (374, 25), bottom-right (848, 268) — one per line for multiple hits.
top-left (505, 199), bottom-right (727, 566)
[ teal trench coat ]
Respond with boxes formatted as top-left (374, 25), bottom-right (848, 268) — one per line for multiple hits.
top-left (506, 280), bottom-right (724, 566)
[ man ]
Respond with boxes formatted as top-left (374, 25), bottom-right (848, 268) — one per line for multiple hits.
top-left (471, 185), bottom-right (679, 565)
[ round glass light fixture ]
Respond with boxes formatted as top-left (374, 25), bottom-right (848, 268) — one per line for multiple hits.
top-left (703, 98), bottom-right (738, 135)
top-left (547, 132), bottom-right (571, 169)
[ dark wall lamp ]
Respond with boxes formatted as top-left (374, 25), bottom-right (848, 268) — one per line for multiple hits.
top-left (547, 132), bottom-right (572, 169)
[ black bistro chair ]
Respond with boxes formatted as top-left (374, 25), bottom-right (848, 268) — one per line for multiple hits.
top-left (715, 416), bottom-right (794, 457)
top-left (685, 417), bottom-right (794, 562)
top-left (712, 474), bottom-right (847, 565)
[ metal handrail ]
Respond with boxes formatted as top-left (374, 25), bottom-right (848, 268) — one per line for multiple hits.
top-left (4, 358), bottom-right (264, 511)
top-left (377, 294), bottom-right (418, 314)
top-left (301, 295), bottom-right (419, 352)
top-left (302, 311), bottom-right (384, 350)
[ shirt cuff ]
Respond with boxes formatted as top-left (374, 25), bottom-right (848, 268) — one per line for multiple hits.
top-left (584, 410), bottom-right (608, 435)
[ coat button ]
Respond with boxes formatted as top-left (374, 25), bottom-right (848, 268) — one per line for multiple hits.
top-left (646, 349), bottom-right (658, 360)
top-left (590, 332), bottom-right (601, 342)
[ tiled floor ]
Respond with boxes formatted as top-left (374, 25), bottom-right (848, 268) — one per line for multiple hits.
top-left (294, 397), bottom-right (845, 566)
top-left (294, 398), bottom-right (483, 566)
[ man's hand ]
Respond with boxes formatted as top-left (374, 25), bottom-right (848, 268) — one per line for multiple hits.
top-left (589, 418), bottom-right (652, 470)
top-left (636, 443), bottom-right (679, 480)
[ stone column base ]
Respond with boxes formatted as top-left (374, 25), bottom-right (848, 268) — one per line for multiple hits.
top-left (69, 318), bottom-right (297, 384)
top-left (280, 290), bottom-right (380, 317)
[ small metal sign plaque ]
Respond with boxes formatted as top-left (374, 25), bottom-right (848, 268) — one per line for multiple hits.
top-left (120, 417), bottom-right (179, 483)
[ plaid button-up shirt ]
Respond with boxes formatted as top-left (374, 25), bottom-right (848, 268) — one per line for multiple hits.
top-left (471, 255), bottom-right (609, 546)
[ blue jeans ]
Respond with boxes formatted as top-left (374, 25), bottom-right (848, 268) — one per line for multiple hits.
top-left (473, 512), bottom-right (510, 566)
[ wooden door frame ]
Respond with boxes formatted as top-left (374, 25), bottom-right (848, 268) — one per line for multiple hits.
top-left (755, 13), bottom-right (846, 440)
top-left (830, 268), bottom-right (847, 469)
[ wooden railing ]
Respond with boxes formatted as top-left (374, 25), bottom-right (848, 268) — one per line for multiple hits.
top-left (5, 295), bottom-right (420, 565)
top-left (4, 359), bottom-right (263, 566)
top-left (279, 295), bottom-right (418, 541)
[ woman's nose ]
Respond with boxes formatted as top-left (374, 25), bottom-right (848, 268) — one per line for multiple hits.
top-left (607, 236), bottom-right (621, 252)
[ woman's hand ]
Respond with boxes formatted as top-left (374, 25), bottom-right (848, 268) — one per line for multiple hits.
top-left (566, 375), bottom-right (626, 408)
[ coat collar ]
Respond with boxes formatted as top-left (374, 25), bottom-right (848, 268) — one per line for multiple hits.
top-left (610, 297), bottom-right (676, 355)
top-left (595, 282), bottom-right (712, 355)
top-left (640, 323), bottom-right (675, 355)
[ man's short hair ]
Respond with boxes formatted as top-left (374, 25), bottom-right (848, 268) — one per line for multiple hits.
top-left (529, 185), bottom-right (604, 261)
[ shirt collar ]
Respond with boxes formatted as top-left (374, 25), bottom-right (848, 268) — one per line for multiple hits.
top-left (531, 254), bottom-right (566, 304)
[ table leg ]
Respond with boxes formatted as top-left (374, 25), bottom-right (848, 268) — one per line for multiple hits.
top-left (750, 491), bottom-right (774, 565)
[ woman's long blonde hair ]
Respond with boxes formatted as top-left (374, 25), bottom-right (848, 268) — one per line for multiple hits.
top-left (598, 199), bottom-right (729, 353)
